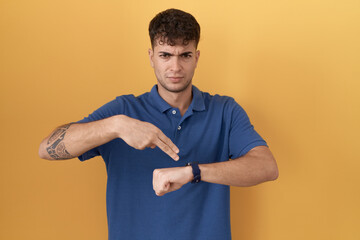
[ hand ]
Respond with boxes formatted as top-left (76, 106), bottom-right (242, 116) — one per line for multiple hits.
top-left (117, 115), bottom-right (179, 161)
top-left (153, 166), bottom-right (193, 196)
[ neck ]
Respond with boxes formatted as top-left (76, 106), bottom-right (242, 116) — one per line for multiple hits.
top-left (158, 84), bottom-right (193, 116)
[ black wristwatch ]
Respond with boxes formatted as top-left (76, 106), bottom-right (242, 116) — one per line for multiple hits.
top-left (186, 161), bottom-right (201, 184)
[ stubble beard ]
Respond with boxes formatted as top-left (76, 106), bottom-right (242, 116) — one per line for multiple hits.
top-left (157, 78), bottom-right (192, 93)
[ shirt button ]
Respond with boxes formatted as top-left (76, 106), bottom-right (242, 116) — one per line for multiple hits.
top-left (177, 126), bottom-right (182, 130)
top-left (172, 110), bottom-right (177, 115)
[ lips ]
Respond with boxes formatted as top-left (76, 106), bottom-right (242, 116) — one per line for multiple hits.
top-left (167, 76), bottom-right (184, 82)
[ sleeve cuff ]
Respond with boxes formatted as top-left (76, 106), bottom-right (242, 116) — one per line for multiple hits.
top-left (231, 140), bottom-right (268, 159)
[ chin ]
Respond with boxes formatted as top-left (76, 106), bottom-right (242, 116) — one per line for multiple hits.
top-left (159, 81), bottom-right (192, 93)
top-left (169, 84), bottom-right (191, 93)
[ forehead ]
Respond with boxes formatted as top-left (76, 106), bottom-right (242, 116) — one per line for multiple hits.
top-left (153, 40), bottom-right (197, 53)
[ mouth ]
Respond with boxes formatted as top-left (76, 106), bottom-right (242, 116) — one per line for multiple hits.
top-left (166, 76), bottom-right (184, 83)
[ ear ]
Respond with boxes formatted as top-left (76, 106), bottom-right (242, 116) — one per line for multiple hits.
top-left (148, 48), bottom-right (154, 68)
top-left (195, 50), bottom-right (200, 68)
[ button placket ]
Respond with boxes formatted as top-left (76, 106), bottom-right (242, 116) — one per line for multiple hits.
top-left (170, 109), bottom-right (181, 140)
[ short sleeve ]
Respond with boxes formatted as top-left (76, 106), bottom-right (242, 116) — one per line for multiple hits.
top-left (76, 97), bottom-right (125, 161)
top-left (228, 99), bottom-right (267, 159)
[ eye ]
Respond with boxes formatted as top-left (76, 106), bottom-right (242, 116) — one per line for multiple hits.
top-left (181, 53), bottom-right (192, 58)
top-left (159, 53), bottom-right (171, 59)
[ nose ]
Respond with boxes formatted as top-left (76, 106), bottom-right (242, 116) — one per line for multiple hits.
top-left (169, 56), bottom-right (182, 72)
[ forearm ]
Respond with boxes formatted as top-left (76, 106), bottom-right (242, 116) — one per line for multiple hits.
top-left (199, 146), bottom-right (278, 187)
top-left (39, 114), bottom-right (180, 161)
top-left (153, 146), bottom-right (279, 196)
top-left (39, 116), bottom-right (120, 160)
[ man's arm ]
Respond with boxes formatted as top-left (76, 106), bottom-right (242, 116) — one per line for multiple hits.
top-left (39, 115), bottom-right (179, 161)
top-left (152, 146), bottom-right (278, 196)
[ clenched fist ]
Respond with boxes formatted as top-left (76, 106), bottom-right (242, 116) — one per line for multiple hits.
top-left (152, 166), bottom-right (193, 196)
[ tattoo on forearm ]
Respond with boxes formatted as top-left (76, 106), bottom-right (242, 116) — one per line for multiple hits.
top-left (46, 124), bottom-right (74, 159)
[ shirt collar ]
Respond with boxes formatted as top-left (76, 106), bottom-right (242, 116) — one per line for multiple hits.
top-left (149, 85), bottom-right (206, 113)
top-left (191, 85), bottom-right (206, 112)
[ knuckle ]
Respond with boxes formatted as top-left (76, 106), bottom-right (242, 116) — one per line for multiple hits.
top-left (150, 135), bottom-right (157, 143)
top-left (162, 145), bottom-right (170, 152)
top-left (146, 133), bottom-right (156, 142)
top-left (152, 127), bottom-right (160, 135)
top-left (157, 171), bottom-right (164, 178)
top-left (147, 123), bottom-right (156, 131)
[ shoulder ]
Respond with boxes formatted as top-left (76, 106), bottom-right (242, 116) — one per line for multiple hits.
top-left (114, 94), bottom-right (137, 103)
top-left (77, 92), bottom-right (150, 123)
top-left (113, 92), bottom-right (149, 108)
top-left (196, 86), bottom-right (234, 104)
top-left (99, 94), bottom-right (137, 113)
top-left (106, 89), bottom-right (154, 110)
top-left (200, 90), bottom-right (241, 112)
top-left (195, 88), bottom-right (248, 123)
top-left (115, 91), bottom-right (151, 102)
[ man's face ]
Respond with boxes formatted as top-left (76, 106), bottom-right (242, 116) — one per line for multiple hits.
top-left (148, 40), bottom-right (200, 94)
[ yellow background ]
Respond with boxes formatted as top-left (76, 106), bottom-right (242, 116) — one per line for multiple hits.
top-left (1, 0), bottom-right (359, 239)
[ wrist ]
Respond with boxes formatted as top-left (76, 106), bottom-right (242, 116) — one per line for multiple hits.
top-left (184, 166), bottom-right (194, 183)
top-left (112, 114), bottom-right (127, 139)
top-left (185, 162), bottom-right (201, 184)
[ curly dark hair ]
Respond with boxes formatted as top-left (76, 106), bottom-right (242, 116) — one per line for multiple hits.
top-left (149, 9), bottom-right (200, 48)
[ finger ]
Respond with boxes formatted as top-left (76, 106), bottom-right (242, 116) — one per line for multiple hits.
top-left (157, 131), bottom-right (179, 154)
top-left (158, 182), bottom-right (170, 196)
top-left (154, 138), bottom-right (179, 161)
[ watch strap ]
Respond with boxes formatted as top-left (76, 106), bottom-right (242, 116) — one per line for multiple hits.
top-left (186, 161), bottom-right (201, 184)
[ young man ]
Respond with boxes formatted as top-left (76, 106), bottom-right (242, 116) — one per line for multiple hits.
top-left (39, 8), bottom-right (278, 240)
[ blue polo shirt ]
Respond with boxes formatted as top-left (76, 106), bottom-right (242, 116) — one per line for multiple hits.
top-left (77, 85), bottom-right (267, 240)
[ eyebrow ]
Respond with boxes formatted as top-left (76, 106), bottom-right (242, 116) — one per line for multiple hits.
top-left (158, 51), bottom-right (193, 56)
